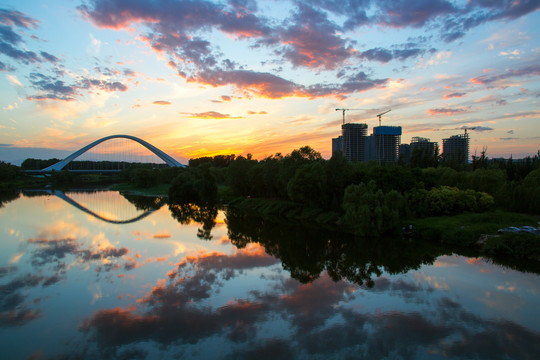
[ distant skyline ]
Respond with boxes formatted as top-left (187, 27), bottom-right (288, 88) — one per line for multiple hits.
top-left (1, 0), bottom-right (539, 165)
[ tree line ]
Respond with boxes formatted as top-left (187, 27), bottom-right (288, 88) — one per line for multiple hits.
top-left (163, 146), bottom-right (539, 236)
top-left (2, 146), bottom-right (539, 236)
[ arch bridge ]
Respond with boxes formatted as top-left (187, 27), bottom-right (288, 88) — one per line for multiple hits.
top-left (40, 135), bottom-right (185, 173)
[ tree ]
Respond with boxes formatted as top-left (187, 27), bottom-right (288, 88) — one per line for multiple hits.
top-left (342, 182), bottom-right (403, 237)
top-left (287, 162), bottom-right (327, 207)
top-left (0, 161), bottom-right (18, 181)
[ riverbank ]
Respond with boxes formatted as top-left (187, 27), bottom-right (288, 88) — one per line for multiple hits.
top-left (227, 196), bottom-right (540, 260)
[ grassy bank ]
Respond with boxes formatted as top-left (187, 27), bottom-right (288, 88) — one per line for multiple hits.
top-left (229, 197), bottom-right (540, 260)
top-left (410, 211), bottom-right (540, 260)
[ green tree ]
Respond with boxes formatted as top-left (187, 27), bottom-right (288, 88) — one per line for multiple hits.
top-left (130, 168), bottom-right (158, 188)
top-left (0, 161), bottom-right (18, 181)
top-left (168, 170), bottom-right (199, 203)
top-left (227, 155), bottom-right (257, 196)
top-left (287, 162), bottom-right (327, 207)
top-left (342, 181), bottom-right (403, 237)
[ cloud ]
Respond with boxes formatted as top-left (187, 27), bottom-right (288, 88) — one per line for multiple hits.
top-left (0, 60), bottom-right (15, 72)
top-left (152, 100), bottom-right (171, 105)
top-left (276, 4), bottom-right (355, 70)
top-left (77, 0), bottom-right (387, 98)
top-left (443, 92), bottom-right (466, 99)
top-left (0, 273), bottom-right (50, 327)
top-left (27, 236), bottom-right (129, 270)
top-left (70, 0), bottom-right (540, 103)
top-left (460, 125), bottom-right (493, 132)
top-left (0, 9), bottom-right (39, 29)
top-left (427, 107), bottom-right (468, 116)
top-left (500, 136), bottom-right (540, 142)
top-left (469, 64), bottom-right (540, 86)
top-left (6, 74), bottom-right (22, 87)
top-left (0, 10), bottom-right (60, 66)
top-left (39, 51), bottom-right (60, 64)
top-left (182, 111), bottom-right (244, 119)
top-left (375, 0), bottom-right (457, 29)
top-left (81, 245), bottom-right (279, 348)
top-left (26, 72), bottom-right (128, 101)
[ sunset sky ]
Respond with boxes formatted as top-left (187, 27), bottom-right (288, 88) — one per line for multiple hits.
top-left (1, 0), bottom-right (539, 164)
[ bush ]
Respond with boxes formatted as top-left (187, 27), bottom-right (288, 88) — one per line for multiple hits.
top-left (342, 181), bottom-right (404, 237)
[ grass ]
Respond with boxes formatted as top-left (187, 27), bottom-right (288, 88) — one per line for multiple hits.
top-left (409, 210), bottom-right (540, 258)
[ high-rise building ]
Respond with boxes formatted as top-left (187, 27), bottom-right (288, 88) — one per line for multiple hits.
top-left (442, 133), bottom-right (469, 163)
top-left (373, 126), bottom-right (402, 163)
top-left (398, 144), bottom-right (411, 162)
top-left (411, 136), bottom-right (438, 157)
top-left (332, 136), bottom-right (343, 157)
top-left (341, 123), bottom-right (368, 162)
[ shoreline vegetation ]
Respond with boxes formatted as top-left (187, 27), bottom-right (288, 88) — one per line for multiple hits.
top-left (2, 146), bottom-right (539, 262)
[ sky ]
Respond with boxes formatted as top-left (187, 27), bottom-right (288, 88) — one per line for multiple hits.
top-left (1, 0), bottom-right (539, 165)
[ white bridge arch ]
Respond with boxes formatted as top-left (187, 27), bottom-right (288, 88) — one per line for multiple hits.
top-left (42, 134), bottom-right (185, 172)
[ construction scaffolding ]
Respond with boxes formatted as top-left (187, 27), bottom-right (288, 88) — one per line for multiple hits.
top-left (342, 123), bottom-right (368, 162)
top-left (442, 133), bottom-right (470, 163)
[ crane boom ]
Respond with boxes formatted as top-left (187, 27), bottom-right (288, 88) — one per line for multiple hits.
top-left (335, 108), bottom-right (366, 124)
top-left (376, 109), bottom-right (391, 126)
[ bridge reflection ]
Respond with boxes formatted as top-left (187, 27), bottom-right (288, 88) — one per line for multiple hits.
top-left (33, 190), bottom-right (165, 224)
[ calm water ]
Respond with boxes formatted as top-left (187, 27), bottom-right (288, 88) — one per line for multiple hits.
top-left (1, 190), bottom-right (539, 359)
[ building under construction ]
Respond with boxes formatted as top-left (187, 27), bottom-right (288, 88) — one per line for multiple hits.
top-left (442, 133), bottom-right (470, 163)
top-left (411, 136), bottom-right (438, 157)
top-left (372, 126), bottom-right (402, 163)
top-left (341, 123), bottom-right (368, 162)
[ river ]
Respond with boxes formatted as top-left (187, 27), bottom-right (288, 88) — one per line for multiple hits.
top-left (0, 190), bottom-right (538, 359)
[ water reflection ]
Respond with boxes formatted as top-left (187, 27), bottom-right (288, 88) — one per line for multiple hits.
top-left (0, 191), bottom-right (539, 359)
top-left (225, 207), bottom-right (449, 286)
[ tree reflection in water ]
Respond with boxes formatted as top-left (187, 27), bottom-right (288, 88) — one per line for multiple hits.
top-left (168, 203), bottom-right (218, 240)
top-left (122, 193), bottom-right (166, 211)
top-left (0, 189), bottom-right (19, 208)
top-left (225, 207), bottom-right (451, 287)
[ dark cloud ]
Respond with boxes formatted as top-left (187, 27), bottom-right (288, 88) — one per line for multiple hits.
top-left (0, 9), bottom-right (39, 28)
top-left (0, 60), bottom-right (15, 71)
top-left (427, 107), bottom-right (468, 115)
top-left (0, 273), bottom-right (47, 328)
top-left (443, 92), bottom-right (466, 99)
top-left (0, 10), bottom-right (60, 67)
top-left (27, 72), bottom-right (128, 101)
top-left (469, 0), bottom-right (540, 21)
top-left (0, 40), bottom-right (40, 64)
top-left (39, 51), bottom-right (60, 64)
top-left (189, 69), bottom-right (300, 99)
top-left (462, 125), bottom-right (493, 132)
top-left (0, 265), bottom-right (17, 278)
top-left (0, 24), bottom-right (23, 45)
top-left (76, 0), bottom-right (540, 99)
top-left (28, 237), bottom-right (129, 269)
top-left (469, 64), bottom-right (540, 86)
top-left (277, 4), bottom-right (355, 70)
top-left (500, 136), bottom-right (540, 141)
top-left (80, 261), bottom-right (540, 359)
top-left (358, 46), bottom-right (426, 64)
top-left (81, 248), bottom-right (279, 349)
top-left (376, 0), bottom-right (458, 28)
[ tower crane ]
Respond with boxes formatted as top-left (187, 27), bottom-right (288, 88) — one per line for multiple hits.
top-left (462, 127), bottom-right (476, 135)
top-left (335, 108), bottom-right (365, 124)
top-left (376, 109), bottom-right (391, 126)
